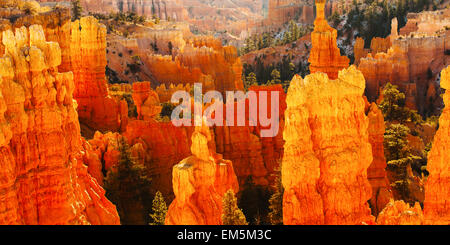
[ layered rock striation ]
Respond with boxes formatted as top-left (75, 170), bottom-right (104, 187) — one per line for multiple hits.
top-left (282, 66), bottom-right (374, 225)
top-left (423, 66), bottom-right (450, 224)
top-left (0, 24), bottom-right (119, 225)
top-left (70, 16), bottom-right (126, 132)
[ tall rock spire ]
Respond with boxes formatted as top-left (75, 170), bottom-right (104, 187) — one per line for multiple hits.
top-left (308, 0), bottom-right (349, 79)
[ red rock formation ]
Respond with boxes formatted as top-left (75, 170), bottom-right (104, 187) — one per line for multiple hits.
top-left (165, 121), bottom-right (239, 225)
top-left (107, 26), bottom-right (244, 94)
top-left (282, 66), bottom-right (374, 225)
top-left (132, 82), bottom-right (162, 120)
top-left (366, 102), bottom-right (392, 215)
top-left (0, 25), bottom-right (119, 225)
top-left (40, 0), bottom-right (188, 21)
top-left (70, 16), bottom-right (126, 132)
top-left (376, 200), bottom-right (423, 225)
top-left (214, 85), bottom-right (286, 187)
top-left (124, 120), bottom-right (193, 200)
top-left (424, 66), bottom-right (450, 225)
top-left (264, 0), bottom-right (341, 28)
top-left (155, 83), bottom-right (191, 103)
top-left (354, 35), bottom-right (392, 66)
top-left (308, 0), bottom-right (349, 80)
top-left (359, 9), bottom-right (449, 113)
top-left (400, 9), bottom-right (450, 36)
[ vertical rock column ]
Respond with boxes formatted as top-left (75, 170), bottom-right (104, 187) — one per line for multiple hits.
top-left (165, 121), bottom-right (239, 225)
top-left (282, 66), bottom-right (375, 225)
top-left (308, 0), bottom-right (349, 79)
top-left (70, 16), bottom-right (124, 132)
top-left (424, 66), bottom-right (450, 224)
top-left (367, 103), bottom-right (392, 215)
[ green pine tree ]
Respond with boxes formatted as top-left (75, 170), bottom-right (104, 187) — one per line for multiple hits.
top-left (245, 72), bottom-right (258, 90)
top-left (222, 190), bottom-right (248, 225)
top-left (104, 136), bottom-right (152, 225)
top-left (71, 0), bottom-right (83, 21)
top-left (268, 165), bottom-right (283, 225)
top-left (149, 191), bottom-right (168, 225)
top-left (268, 69), bottom-right (281, 85)
top-left (379, 83), bottom-right (421, 123)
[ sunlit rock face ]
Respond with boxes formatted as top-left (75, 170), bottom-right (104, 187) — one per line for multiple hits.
top-left (0, 25), bottom-right (119, 225)
top-left (165, 122), bottom-right (239, 225)
top-left (376, 200), bottom-right (423, 225)
top-left (70, 17), bottom-right (126, 132)
top-left (282, 66), bottom-right (374, 225)
top-left (400, 9), bottom-right (450, 36)
top-left (424, 66), bottom-right (450, 225)
top-left (308, 0), bottom-right (349, 80)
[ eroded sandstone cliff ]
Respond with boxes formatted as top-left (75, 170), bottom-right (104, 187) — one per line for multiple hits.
top-left (282, 66), bottom-right (374, 225)
top-left (423, 66), bottom-right (450, 225)
top-left (0, 24), bottom-right (119, 225)
top-left (71, 16), bottom-right (126, 132)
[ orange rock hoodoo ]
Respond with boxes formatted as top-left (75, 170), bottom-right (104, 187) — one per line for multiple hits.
top-left (282, 66), bottom-right (374, 225)
top-left (165, 121), bottom-right (239, 225)
top-left (423, 66), bottom-right (450, 225)
top-left (308, 0), bottom-right (349, 80)
top-left (366, 103), bottom-right (392, 215)
top-left (0, 25), bottom-right (119, 225)
top-left (132, 82), bottom-right (162, 121)
top-left (70, 17), bottom-right (126, 132)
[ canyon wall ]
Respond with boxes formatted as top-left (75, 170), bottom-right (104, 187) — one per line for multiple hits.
top-left (39, 0), bottom-right (188, 21)
top-left (400, 9), bottom-right (450, 36)
top-left (107, 27), bottom-right (244, 95)
top-left (0, 24), bottom-right (119, 225)
top-left (91, 83), bottom-right (285, 200)
top-left (165, 122), bottom-right (239, 225)
top-left (358, 10), bottom-right (449, 114)
top-left (424, 66), bottom-right (450, 225)
top-left (264, 0), bottom-right (340, 28)
top-left (282, 66), bottom-right (374, 225)
top-left (308, 0), bottom-right (349, 80)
